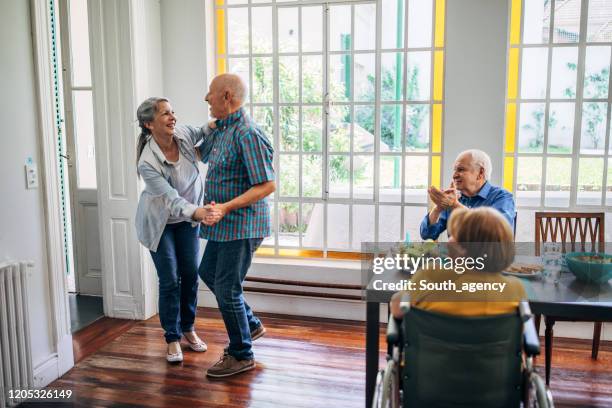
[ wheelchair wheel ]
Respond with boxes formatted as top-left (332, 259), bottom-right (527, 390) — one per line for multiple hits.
top-left (527, 373), bottom-right (554, 408)
top-left (379, 359), bottom-right (400, 408)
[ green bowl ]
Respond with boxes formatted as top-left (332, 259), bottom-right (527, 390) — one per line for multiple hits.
top-left (564, 252), bottom-right (612, 284)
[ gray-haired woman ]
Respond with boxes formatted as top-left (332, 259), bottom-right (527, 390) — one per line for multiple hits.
top-left (135, 97), bottom-right (213, 362)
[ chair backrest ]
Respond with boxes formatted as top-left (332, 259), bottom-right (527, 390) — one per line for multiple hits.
top-left (534, 212), bottom-right (605, 256)
top-left (401, 308), bottom-right (523, 408)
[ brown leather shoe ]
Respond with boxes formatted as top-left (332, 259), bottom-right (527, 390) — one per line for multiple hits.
top-left (206, 354), bottom-right (255, 378)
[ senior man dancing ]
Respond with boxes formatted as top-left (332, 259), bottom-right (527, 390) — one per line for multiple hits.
top-left (420, 149), bottom-right (516, 240)
top-left (198, 73), bottom-right (275, 377)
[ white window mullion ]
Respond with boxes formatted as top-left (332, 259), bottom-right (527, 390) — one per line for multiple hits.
top-left (373, 0), bottom-right (382, 242)
top-left (569, 0), bottom-right (591, 209)
top-left (272, 5), bottom-right (280, 255)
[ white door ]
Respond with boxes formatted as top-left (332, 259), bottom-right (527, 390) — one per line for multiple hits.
top-left (59, 0), bottom-right (102, 296)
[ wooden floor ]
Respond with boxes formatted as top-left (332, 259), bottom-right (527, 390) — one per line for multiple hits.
top-left (46, 308), bottom-right (611, 407)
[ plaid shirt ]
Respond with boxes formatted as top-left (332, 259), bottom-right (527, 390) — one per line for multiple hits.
top-left (198, 108), bottom-right (275, 241)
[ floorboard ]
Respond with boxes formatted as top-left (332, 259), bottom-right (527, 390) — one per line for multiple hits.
top-left (43, 308), bottom-right (611, 407)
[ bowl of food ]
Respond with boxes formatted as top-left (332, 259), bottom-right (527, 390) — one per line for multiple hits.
top-left (564, 252), bottom-right (612, 284)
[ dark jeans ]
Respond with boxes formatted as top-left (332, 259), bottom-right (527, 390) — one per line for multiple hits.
top-left (199, 238), bottom-right (263, 360)
top-left (149, 222), bottom-right (200, 343)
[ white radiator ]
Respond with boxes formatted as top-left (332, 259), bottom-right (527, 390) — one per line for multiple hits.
top-left (0, 261), bottom-right (33, 408)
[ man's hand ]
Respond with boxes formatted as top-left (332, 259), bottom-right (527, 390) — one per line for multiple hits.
top-left (202, 201), bottom-right (228, 226)
top-left (428, 183), bottom-right (460, 210)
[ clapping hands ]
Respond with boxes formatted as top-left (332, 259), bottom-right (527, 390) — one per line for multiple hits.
top-left (428, 182), bottom-right (460, 210)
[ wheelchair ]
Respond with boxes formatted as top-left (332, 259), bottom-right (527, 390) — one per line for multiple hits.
top-left (373, 301), bottom-right (554, 408)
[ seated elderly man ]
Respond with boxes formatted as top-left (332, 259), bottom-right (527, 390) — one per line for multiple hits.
top-left (420, 149), bottom-right (515, 240)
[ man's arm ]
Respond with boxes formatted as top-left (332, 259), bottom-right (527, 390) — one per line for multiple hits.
top-left (420, 208), bottom-right (449, 240)
top-left (209, 181), bottom-right (276, 220)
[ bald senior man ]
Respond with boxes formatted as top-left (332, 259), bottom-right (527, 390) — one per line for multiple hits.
top-left (420, 149), bottom-right (516, 240)
top-left (196, 74), bottom-right (275, 377)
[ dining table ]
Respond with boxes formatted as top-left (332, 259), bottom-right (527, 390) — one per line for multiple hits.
top-left (364, 253), bottom-right (612, 407)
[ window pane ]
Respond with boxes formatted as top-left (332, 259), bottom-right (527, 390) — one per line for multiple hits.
top-left (354, 53), bottom-right (376, 102)
top-left (381, 105), bottom-right (403, 152)
top-left (228, 8), bottom-right (249, 54)
top-left (227, 0), bottom-right (247, 4)
top-left (404, 206), bottom-right (425, 242)
top-left (252, 57), bottom-right (273, 103)
top-left (353, 155), bottom-right (374, 200)
top-left (329, 155), bottom-right (350, 198)
top-left (545, 157), bottom-right (572, 207)
top-left (587, 0), bottom-right (612, 42)
top-left (521, 48), bottom-right (548, 99)
top-left (279, 106), bottom-right (299, 151)
top-left (278, 7), bottom-right (298, 53)
top-left (252, 106), bottom-right (274, 141)
top-left (329, 5), bottom-right (351, 52)
top-left (381, 52), bottom-right (404, 101)
top-left (279, 56), bottom-right (299, 103)
top-left (302, 6), bottom-right (323, 52)
top-left (406, 52), bottom-right (431, 101)
top-left (405, 105), bottom-right (430, 152)
top-left (327, 204), bottom-right (349, 249)
top-left (251, 7), bottom-right (272, 53)
top-left (302, 154), bottom-right (322, 198)
top-left (584, 46), bottom-right (611, 99)
top-left (380, 156), bottom-right (402, 202)
top-left (577, 157), bottom-right (604, 206)
top-left (68, 0), bottom-right (91, 86)
top-left (552, 0), bottom-right (580, 43)
top-left (382, 0), bottom-right (404, 49)
top-left (354, 4), bottom-right (377, 50)
top-left (548, 102), bottom-right (575, 153)
top-left (302, 106), bottom-right (322, 152)
top-left (279, 155), bottom-right (299, 197)
top-left (522, 0), bottom-right (550, 44)
top-left (302, 55), bottom-right (323, 103)
top-left (407, 0), bottom-right (432, 48)
top-left (518, 103), bottom-right (546, 153)
top-left (354, 105), bottom-right (375, 153)
top-left (353, 205), bottom-right (375, 249)
top-left (404, 155), bottom-right (428, 203)
top-left (516, 156), bottom-right (542, 207)
top-left (607, 158), bottom-right (612, 205)
top-left (379, 206), bottom-right (401, 242)
top-left (329, 54), bottom-right (351, 102)
top-left (279, 202), bottom-right (299, 247)
top-left (329, 105), bottom-right (350, 152)
top-left (301, 202), bottom-right (323, 249)
top-left (550, 47), bottom-right (578, 99)
top-left (580, 102), bottom-right (608, 154)
top-left (73, 91), bottom-right (97, 189)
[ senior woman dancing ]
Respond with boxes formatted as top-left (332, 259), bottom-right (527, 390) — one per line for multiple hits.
top-left (135, 97), bottom-right (214, 362)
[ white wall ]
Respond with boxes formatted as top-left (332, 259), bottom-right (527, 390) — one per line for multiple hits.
top-left (0, 0), bottom-right (55, 376)
top-left (160, 0), bottom-right (210, 125)
top-left (443, 0), bottom-right (509, 186)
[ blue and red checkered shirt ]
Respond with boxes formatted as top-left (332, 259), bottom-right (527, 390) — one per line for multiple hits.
top-left (198, 108), bottom-right (275, 242)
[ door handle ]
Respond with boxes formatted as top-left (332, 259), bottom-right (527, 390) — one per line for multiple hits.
top-left (60, 153), bottom-right (73, 167)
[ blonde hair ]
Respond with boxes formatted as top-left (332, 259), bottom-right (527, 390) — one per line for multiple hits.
top-left (448, 207), bottom-right (515, 273)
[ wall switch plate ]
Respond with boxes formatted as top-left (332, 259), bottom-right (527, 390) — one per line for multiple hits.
top-left (25, 163), bottom-right (38, 189)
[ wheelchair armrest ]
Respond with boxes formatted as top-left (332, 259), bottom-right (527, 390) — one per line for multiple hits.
top-left (519, 301), bottom-right (540, 356)
top-left (387, 315), bottom-right (401, 345)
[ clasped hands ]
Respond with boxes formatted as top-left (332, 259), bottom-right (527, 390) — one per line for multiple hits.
top-left (193, 201), bottom-right (227, 226)
top-left (428, 182), bottom-right (460, 211)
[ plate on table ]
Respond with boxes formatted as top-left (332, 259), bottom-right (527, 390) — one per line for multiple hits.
top-left (502, 263), bottom-right (543, 279)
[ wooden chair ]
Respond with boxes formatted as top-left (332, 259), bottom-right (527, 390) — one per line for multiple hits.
top-left (534, 211), bottom-right (605, 385)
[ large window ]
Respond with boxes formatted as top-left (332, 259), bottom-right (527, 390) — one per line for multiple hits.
top-left (503, 0), bottom-right (612, 239)
top-left (215, 0), bottom-right (446, 255)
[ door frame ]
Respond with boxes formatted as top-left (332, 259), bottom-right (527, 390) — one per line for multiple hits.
top-left (30, 0), bottom-right (75, 377)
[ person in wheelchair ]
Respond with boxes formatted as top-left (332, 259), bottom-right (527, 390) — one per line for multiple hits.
top-left (377, 207), bottom-right (553, 408)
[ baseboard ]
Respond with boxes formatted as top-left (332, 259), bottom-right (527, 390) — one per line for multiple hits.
top-left (32, 353), bottom-right (59, 388)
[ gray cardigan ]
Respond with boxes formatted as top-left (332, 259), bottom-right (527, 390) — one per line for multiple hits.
top-left (135, 124), bottom-right (212, 251)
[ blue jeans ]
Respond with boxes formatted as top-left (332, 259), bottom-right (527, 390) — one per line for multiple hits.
top-left (199, 238), bottom-right (263, 360)
top-left (149, 222), bottom-right (200, 343)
